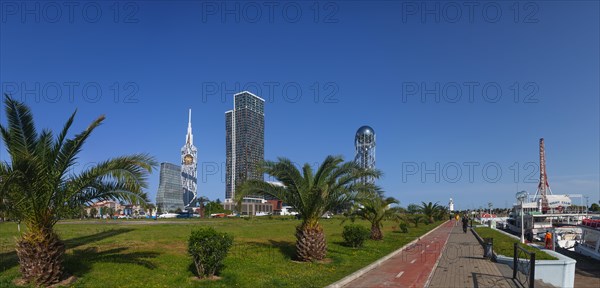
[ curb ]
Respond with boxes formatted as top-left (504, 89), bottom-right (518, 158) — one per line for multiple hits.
top-left (326, 220), bottom-right (450, 288)
top-left (470, 227), bottom-right (499, 261)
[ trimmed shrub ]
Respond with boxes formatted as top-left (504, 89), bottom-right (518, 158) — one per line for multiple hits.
top-left (188, 227), bottom-right (234, 278)
top-left (399, 222), bottom-right (409, 233)
top-left (342, 224), bottom-right (370, 248)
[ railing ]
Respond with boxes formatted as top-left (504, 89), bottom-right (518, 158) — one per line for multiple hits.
top-left (513, 243), bottom-right (536, 288)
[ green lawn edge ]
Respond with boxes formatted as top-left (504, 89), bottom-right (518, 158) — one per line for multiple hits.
top-left (0, 218), bottom-right (446, 288)
top-left (473, 227), bottom-right (558, 260)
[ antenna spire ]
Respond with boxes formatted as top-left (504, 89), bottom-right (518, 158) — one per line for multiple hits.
top-left (186, 109), bottom-right (193, 145)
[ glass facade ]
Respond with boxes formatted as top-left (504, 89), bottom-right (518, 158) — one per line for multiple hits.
top-left (225, 91), bottom-right (265, 200)
top-left (156, 162), bottom-right (184, 212)
top-left (225, 111), bottom-right (233, 199)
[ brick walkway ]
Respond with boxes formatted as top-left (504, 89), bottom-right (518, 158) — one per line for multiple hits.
top-left (427, 225), bottom-right (519, 288)
top-left (338, 223), bottom-right (557, 288)
top-left (342, 221), bottom-right (454, 288)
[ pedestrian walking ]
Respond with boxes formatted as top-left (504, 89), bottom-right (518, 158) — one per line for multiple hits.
top-left (455, 214), bottom-right (459, 226)
top-left (462, 215), bottom-right (469, 233)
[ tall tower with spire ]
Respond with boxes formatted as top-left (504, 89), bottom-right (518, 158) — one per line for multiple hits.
top-left (181, 109), bottom-right (198, 209)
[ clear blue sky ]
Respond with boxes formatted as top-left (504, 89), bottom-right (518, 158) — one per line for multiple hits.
top-left (1, 1), bottom-right (598, 210)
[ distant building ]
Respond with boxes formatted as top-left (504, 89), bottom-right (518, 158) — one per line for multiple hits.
top-left (156, 162), bottom-right (184, 212)
top-left (449, 198), bottom-right (454, 212)
top-left (267, 199), bottom-right (283, 215)
top-left (225, 91), bottom-right (265, 200)
top-left (85, 201), bottom-right (146, 218)
top-left (355, 126), bottom-right (376, 184)
top-left (181, 109), bottom-right (198, 208)
top-left (223, 197), bottom-right (274, 216)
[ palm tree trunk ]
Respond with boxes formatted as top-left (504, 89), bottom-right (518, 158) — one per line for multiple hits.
top-left (370, 223), bottom-right (383, 240)
top-left (295, 224), bottom-right (326, 261)
top-left (15, 229), bottom-right (65, 285)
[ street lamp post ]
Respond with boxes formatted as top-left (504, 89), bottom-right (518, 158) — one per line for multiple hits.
top-left (584, 196), bottom-right (589, 216)
top-left (516, 191), bottom-right (528, 244)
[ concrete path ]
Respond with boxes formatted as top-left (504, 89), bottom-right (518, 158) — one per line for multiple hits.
top-left (343, 221), bottom-right (454, 288)
top-left (427, 225), bottom-right (518, 288)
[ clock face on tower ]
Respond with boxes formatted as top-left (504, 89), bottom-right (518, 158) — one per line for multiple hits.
top-left (184, 154), bottom-right (194, 165)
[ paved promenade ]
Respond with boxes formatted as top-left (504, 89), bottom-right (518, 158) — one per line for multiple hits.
top-left (428, 225), bottom-right (518, 288)
top-left (343, 221), bottom-right (454, 288)
top-left (342, 221), bottom-right (523, 288)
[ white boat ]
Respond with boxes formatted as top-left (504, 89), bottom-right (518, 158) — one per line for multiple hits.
top-left (554, 226), bottom-right (582, 251)
top-left (574, 216), bottom-right (600, 261)
top-left (507, 197), bottom-right (553, 241)
top-left (506, 194), bottom-right (587, 242)
top-left (158, 213), bottom-right (179, 219)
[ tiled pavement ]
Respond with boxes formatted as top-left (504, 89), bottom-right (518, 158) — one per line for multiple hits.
top-left (427, 225), bottom-right (519, 288)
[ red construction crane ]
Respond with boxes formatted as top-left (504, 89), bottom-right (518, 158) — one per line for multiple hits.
top-left (537, 138), bottom-right (550, 213)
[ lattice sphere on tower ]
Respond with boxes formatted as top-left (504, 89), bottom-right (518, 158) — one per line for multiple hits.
top-left (355, 126), bottom-right (376, 184)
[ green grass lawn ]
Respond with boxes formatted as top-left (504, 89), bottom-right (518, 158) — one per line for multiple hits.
top-left (0, 218), bottom-right (444, 287)
top-left (473, 227), bottom-right (557, 260)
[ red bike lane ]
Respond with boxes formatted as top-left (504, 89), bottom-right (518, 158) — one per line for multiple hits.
top-left (343, 221), bottom-right (455, 288)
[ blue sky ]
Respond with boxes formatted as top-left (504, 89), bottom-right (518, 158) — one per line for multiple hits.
top-left (1, 1), bottom-right (598, 210)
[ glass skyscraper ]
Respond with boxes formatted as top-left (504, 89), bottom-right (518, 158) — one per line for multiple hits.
top-left (156, 162), bottom-right (184, 212)
top-left (225, 91), bottom-right (265, 200)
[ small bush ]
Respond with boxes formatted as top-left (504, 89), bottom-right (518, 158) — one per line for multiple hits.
top-left (188, 227), bottom-right (234, 278)
top-left (399, 222), bottom-right (409, 233)
top-left (342, 224), bottom-right (370, 248)
top-left (276, 215), bottom-right (294, 221)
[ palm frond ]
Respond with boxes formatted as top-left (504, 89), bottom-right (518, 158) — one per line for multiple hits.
top-left (2, 95), bottom-right (37, 157)
top-left (0, 96), bottom-right (155, 231)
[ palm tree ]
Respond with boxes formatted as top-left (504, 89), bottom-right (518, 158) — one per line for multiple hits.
top-left (347, 194), bottom-right (399, 240)
top-left (408, 214), bottom-right (425, 227)
top-left (0, 95), bottom-right (155, 286)
top-left (196, 196), bottom-right (209, 217)
top-left (419, 201), bottom-right (441, 223)
top-left (407, 203), bottom-right (420, 214)
top-left (237, 156), bottom-right (379, 261)
top-left (434, 205), bottom-right (449, 221)
top-left (145, 203), bottom-right (156, 216)
top-left (89, 207), bottom-right (98, 218)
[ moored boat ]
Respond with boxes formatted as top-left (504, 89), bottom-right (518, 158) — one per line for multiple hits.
top-left (574, 216), bottom-right (600, 261)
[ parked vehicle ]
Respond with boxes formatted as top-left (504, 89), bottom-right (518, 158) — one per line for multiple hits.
top-left (158, 213), bottom-right (179, 219)
top-left (176, 212), bottom-right (192, 218)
